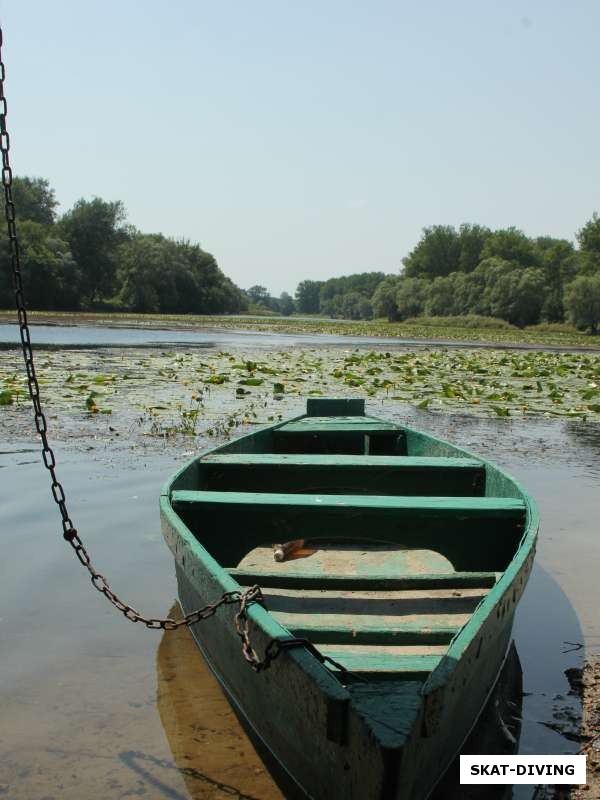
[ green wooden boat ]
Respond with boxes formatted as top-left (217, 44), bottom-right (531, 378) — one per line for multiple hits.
top-left (160, 398), bottom-right (538, 800)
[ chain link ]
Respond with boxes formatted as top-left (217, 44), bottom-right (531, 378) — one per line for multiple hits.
top-left (0, 25), bottom-right (284, 670)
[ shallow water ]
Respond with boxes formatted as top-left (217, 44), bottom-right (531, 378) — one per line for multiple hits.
top-left (1, 321), bottom-right (597, 353)
top-left (1, 399), bottom-right (598, 797)
top-left (0, 321), bottom-right (441, 350)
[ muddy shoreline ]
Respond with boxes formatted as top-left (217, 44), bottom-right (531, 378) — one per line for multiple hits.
top-left (572, 657), bottom-right (600, 798)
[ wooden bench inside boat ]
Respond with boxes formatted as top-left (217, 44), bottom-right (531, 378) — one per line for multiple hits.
top-left (196, 453), bottom-right (486, 496)
top-left (273, 417), bottom-right (407, 455)
top-left (171, 490), bottom-right (525, 571)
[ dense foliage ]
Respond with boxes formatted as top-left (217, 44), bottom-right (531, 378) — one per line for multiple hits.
top-left (376, 221), bottom-right (600, 331)
top-left (293, 273), bottom-right (388, 320)
top-left (3, 175), bottom-right (600, 332)
top-left (243, 285), bottom-right (296, 316)
top-left (291, 219), bottom-right (600, 332)
top-left (0, 176), bottom-right (248, 314)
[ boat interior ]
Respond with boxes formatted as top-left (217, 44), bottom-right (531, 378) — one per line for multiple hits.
top-left (169, 400), bottom-right (527, 695)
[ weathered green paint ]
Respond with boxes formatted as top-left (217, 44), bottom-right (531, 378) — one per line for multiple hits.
top-left (306, 398), bottom-right (365, 416)
top-left (322, 651), bottom-right (442, 675)
top-left (203, 454), bottom-right (482, 467)
top-left (199, 454), bottom-right (485, 496)
top-left (172, 489), bottom-right (523, 514)
top-left (171, 491), bottom-right (524, 572)
top-left (276, 621), bottom-right (460, 646)
top-left (278, 417), bottom-right (399, 433)
top-left (349, 681), bottom-right (423, 749)
top-left (228, 568), bottom-right (497, 591)
top-left (159, 398), bottom-right (538, 800)
top-left (273, 419), bottom-right (408, 457)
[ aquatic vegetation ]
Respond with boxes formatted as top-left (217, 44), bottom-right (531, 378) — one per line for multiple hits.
top-left (2, 345), bottom-right (600, 441)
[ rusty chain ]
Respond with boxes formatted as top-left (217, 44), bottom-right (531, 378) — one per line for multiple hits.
top-left (0, 25), bottom-right (282, 671)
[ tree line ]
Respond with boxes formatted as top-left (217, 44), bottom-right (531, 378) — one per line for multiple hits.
top-left (3, 176), bottom-right (600, 333)
top-left (294, 273), bottom-right (387, 320)
top-left (0, 176), bottom-right (248, 314)
top-left (243, 274), bottom-right (385, 319)
top-left (293, 219), bottom-right (600, 333)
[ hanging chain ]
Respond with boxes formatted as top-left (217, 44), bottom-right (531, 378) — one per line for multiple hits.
top-left (0, 26), bottom-right (281, 669)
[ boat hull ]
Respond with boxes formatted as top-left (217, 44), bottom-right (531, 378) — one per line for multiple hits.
top-left (161, 536), bottom-right (532, 800)
top-left (160, 401), bottom-right (537, 800)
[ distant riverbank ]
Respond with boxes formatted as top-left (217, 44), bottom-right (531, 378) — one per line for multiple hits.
top-left (1, 309), bottom-right (599, 351)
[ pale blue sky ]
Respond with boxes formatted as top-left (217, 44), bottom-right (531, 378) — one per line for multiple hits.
top-left (2, 1), bottom-right (599, 294)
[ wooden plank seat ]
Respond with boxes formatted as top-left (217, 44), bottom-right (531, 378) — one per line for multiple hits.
top-left (171, 491), bottom-right (525, 570)
top-left (277, 625), bottom-right (459, 647)
top-left (231, 550), bottom-right (496, 645)
top-left (276, 417), bottom-right (400, 433)
top-left (273, 416), bottom-right (406, 455)
top-left (171, 490), bottom-right (524, 516)
top-left (263, 587), bottom-right (482, 639)
top-left (228, 568), bottom-right (498, 591)
top-left (318, 649), bottom-right (443, 677)
top-left (198, 454), bottom-right (486, 496)
top-left (270, 616), bottom-right (462, 646)
top-left (261, 586), bottom-right (487, 615)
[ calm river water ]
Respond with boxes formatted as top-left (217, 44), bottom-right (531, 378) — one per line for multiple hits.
top-left (1, 325), bottom-right (599, 799)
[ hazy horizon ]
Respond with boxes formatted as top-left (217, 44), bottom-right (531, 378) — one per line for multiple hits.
top-left (3, 1), bottom-right (599, 294)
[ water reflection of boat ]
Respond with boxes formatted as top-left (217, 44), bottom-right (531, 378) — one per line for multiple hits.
top-left (156, 601), bottom-right (282, 799)
top-left (160, 398), bottom-right (537, 799)
top-left (157, 613), bottom-right (523, 800)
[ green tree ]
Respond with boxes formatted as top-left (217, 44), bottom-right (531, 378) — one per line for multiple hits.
top-left (402, 226), bottom-right (461, 279)
top-left (0, 220), bottom-right (80, 309)
top-left (425, 275), bottom-right (460, 316)
top-left (295, 280), bottom-right (322, 313)
top-left (319, 272), bottom-right (386, 304)
top-left (246, 285), bottom-right (270, 305)
top-left (319, 294), bottom-right (343, 318)
top-left (480, 227), bottom-right (539, 267)
top-left (574, 215), bottom-right (600, 277)
top-left (395, 277), bottom-right (428, 320)
top-left (565, 275), bottom-right (600, 334)
top-left (485, 261), bottom-right (546, 326)
top-left (466, 258), bottom-right (510, 317)
top-left (535, 237), bottom-right (577, 321)
top-left (507, 268), bottom-right (547, 327)
top-left (576, 213), bottom-right (600, 253)
top-left (117, 234), bottom-right (246, 314)
top-left (279, 292), bottom-right (295, 316)
top-left (340, 292), bottom-right (372, 320)
top-left (317, 273), bottom-right (387, 319)
top-left (449, 271), bottom-right (480, 315)
top-left (8, 176), bottom-right (58, 225)
top-left (372, 276), bottom-right (400, 321)
top-left (457, 224), bottom-right (492, 272)
top-left (59, 198), bottom-right (127, 305)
